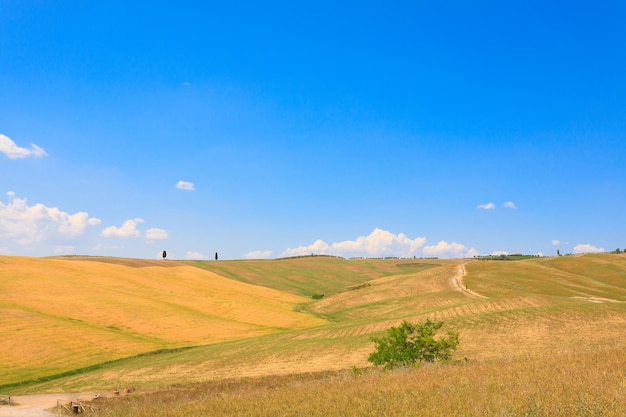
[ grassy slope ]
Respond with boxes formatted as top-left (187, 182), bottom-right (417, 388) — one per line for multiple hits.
top-left (181, 256), bottom-right (439, 297)
top-left (467, 254), bottom-right (626, 300)
top-left (0, 256), bottom-right (324, 386)
top-left (96, 348), bottom-right (626, 417)
top-left (2, 254), bottom-right (625, 394)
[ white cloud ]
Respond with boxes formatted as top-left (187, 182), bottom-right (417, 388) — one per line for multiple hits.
top-left (491, 250), bottom-right (509, 256)
top-left (503, 201), bottom-right (517, 209)
top-left (573, 243), bottom-right (605, 254)
top-left (282, 228), bottom-right (427, 258)
top-left (0, 193), bottom-right (100, 244)
top-left (333, 228), bottom-right (426, 257)
top-left (88, 218), bottom-right (102, 226)
top-left (551, 240), bottom-right (568, 246)
top-left (477, 202), bottom-right (496, 210)
top-left (0, 134), bottom-right (48, 159)
top-left (181, 82), bottom-right (191, 86)
top-left (423, 240), bottom-right (478, 258)
top-left (101, 218), bottom-right (144, 238)
top-left (185, 251), bottom-right (208, 260)
top-left (245, 250), bottom-right (273, 259)
top-left (282, 239), bottom-right (330, 257)
top-left (145, 228), bottom-right (168, 240)
top-left (176, 180), bottom-right (195, 191)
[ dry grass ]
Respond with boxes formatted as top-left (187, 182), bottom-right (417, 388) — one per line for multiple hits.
top-left (3, 253), bottom-right (626, 417)
top-left (181, 256), bottom-right (443, 297)
top-left (14, 254), bottom-right (625, 396)
top-left (95, 347), bottom-right (626, 417)
top-left (0, 256), bottom-right (324, 385)
top-left (465, 254), bottom-right (626, 301)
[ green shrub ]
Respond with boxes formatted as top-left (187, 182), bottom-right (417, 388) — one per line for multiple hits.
top-left (367, 319), bottom-right (459, 369)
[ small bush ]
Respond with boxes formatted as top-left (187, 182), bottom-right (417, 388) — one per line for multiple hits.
top-left (368, 319), bottom-right (459, 369)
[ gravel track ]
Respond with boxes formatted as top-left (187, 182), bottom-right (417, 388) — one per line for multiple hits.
top-left (0, 393), bottom-right (100, 417)
top-left (451, 264), bottom-right (487, 298)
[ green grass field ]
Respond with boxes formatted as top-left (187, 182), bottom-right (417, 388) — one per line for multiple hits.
top-left (1, 253), bottom-right (625, 415)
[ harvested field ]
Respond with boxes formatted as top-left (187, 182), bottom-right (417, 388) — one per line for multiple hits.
top-left (2, 253), bottom-right (625, 398)
top-left (0, 256), bottom-right (324, 386)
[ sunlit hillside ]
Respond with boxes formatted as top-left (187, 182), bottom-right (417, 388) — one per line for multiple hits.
top-left (182, 256), bottom-right (441, 297)
top-left (1, 253), bottom-right (625, 396)
top-left (0, 256), bottom-right (325, 386)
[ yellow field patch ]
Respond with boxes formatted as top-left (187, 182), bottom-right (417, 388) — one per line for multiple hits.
top-left (0, 256), bottom-right (325, 384)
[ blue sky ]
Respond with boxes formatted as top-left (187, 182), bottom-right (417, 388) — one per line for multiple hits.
top-left (1, 1), bottom-right (625, 259)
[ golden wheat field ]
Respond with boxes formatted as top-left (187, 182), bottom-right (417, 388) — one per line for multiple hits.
top-left (0, 255), bottom-right (324, 386)
top-left (1, 253), bottom-right (625, 415)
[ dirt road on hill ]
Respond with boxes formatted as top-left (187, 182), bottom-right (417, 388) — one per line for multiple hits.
top-left (0, 393), bottom-right (99, 417)
top-left (452, 263), bottom-right (487, 298)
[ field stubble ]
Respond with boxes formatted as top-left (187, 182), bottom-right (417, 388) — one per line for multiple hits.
top-left (96, 347), bottom-right (626, 417)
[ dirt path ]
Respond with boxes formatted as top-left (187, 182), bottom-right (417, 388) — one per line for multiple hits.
top-left (0, 393), bottom-right (99, 417)
top-left (451, 263), bottom-right (487, 298)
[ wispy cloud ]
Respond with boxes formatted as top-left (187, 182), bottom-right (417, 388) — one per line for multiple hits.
top-left (245, 250), bottom-right (273, 259)
top-left (0, 134), bottom-right (48, 159)
top-left (573, 243), bottom-right (605, 254)
top-left (93, 243), bottom-right (125, 251)
top-left (0, 192), bottom-right (100, 244)
top-left (101, 218), bottom-right (144, 238)
top-left (176, 180), bottom-right (195, 191)
top-left (551, 240), bottom-right (568, 246)
top-left (145, 228), bottom-right (168, 240)
top-left (55, 246), bottom-right (76, 255)
top-left (478, 201), bottom-right (517, 210)
top-left (185, 251), bottom-right (207, 260)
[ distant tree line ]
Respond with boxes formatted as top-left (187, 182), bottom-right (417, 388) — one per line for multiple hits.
top-left (476, 254), bottom-right (541, 261)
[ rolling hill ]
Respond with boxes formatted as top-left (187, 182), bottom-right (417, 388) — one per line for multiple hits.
top-left (1, 253), bottom-right (625, 394)
top-left (0, 256), bottom-right (325, 386)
